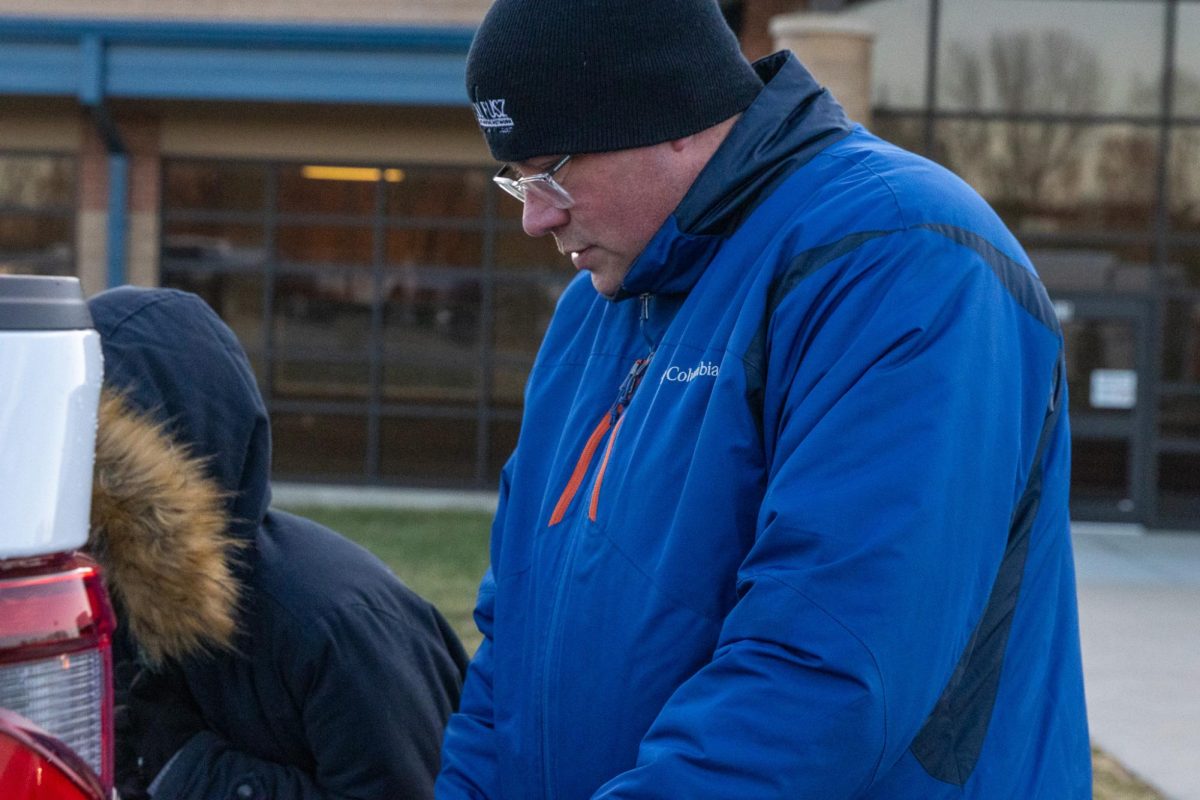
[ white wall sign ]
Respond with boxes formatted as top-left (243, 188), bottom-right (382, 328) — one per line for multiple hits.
top-left (1090, 369), bottom-right (1138, 410)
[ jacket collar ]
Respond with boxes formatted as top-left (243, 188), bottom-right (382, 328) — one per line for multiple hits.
top-left (614, 51), bottom-right (854, 300)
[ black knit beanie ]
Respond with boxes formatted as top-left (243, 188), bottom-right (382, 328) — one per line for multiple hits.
top-left (465, 0), bottom-right (764, 162)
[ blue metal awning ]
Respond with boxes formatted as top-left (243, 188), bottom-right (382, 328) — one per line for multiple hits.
top-left (0, 17), bottom-right (475, 106)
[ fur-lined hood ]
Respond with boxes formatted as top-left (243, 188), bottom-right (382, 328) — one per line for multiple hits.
top-left (85, 288), bottom-right (273, 667)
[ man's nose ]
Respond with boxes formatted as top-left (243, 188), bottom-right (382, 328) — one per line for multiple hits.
top-left (522, 196), bottom-right (570, 238)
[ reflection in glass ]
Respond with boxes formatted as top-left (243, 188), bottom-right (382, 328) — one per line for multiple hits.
top-left (496, 230), bottom-right (565, 271)
top-left (939, 0), bottom-right (1163, 115)
top-left (164, 162), bottom-right (266, 213)
top-left (0, 216), bottom-right (72, 276)
top-left (380, 416), bottom-right (477, 482)
top-left (844, 0), bottom-right (929, 109)
top-left (272, 412), bottom-right (366, 477)
top-left (1158, 453), bottom-right (1200, 522)
top-left (1177, 3), bottom-right (1200, 117)
top-left (1062, 317), bottom-right (1137, 416)
top-left (278, 224), bottom-right (373, 265)
top-left (387, 169), bottom-right (487, 219)
top-left (488, 418), bottom-right (521, 482)
top-left (1163, 298), bottom-right (1200, 382)
top-left (279, 165), bottom-right (376, 215)
top-left (1169, 127), bottom-right (1200, 233)
top-left (0, 154), bottom-right (74, 209)
top-left (1169, 246), bottom-right (1200, 291)
top-left (272, 353), bottom-right (370, 403)
top-left (1071, 439), bottom-right (1131, 503)
top-left (387, 228), bottom-right (483, 269)
top-left (935, 122), bottom-right (1157, 235)
top-left (1030, 245), bottom-right (1154, 295)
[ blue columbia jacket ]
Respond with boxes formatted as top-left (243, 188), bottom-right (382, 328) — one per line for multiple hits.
top-left (438, 53), bottom-right (1091, 799)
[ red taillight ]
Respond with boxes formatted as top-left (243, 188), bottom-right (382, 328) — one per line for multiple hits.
top-left (0, 553), bottom-right (115, 796)
top-left (0, 709), bottom-right (104, 799)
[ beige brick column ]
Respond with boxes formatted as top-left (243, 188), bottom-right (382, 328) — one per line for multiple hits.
top-left (125, 117), bottom-right (162, 288)
top-left (770, 14), bottom-right (875, 127)
top-left (77, 115), bottom-right (110, 297)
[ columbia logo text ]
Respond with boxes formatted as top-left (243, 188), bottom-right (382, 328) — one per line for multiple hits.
top-left (473, 99), bottom-right (514, 132)
top-left (660, 361), bottom-right (720, 384)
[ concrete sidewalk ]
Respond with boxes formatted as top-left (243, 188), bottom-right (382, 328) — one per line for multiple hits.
top-left (1073, 525), bottom-right (1200, 800)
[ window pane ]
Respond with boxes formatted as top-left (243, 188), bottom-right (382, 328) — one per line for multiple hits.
top-left (0, 216), bottom-right (72, 276)
top-left (1170, 126), bottom-right (1200, 234)
top-left (871, 112), bottom-right (926, 157)
top-left (1177, 3), bottom-right (1200, 118)
top-left (939, 0), bottom-right (1164, 116)
top-left (935, 122), bottom-right (1157, 236)
top-left (383, 273), bottom-right (482, 403)
top-left (164, 161), bottom-right (266, 213)
top-left (386, 168), bottom-right (487, 219)
top-left (160, 268), bottom-right (265, 351)
top-left (1161, 396), bottom-right (1200, 439)
top-left (1030, 244), bottom-right (1155, 295)
top-left (1168, 243), bottom-right (1200, 290)
top-left (272, 352), bottom-right (370, 403)
top-left (488, 417), bottom-right (521, 484)
top-left (279, 165), bottom-right (376, 216)
top-left (1062, 317), bottom-right (1139, 417)
top-left (380, 416), bottom-right (477, 483)
top-left (1163, 298), bottom-right (1200, 382)
top-left (1158, 453), bottom-right (1200, 523)
top-left (272, 412), bottom-right (366, 477)
top-left (496, 230), bottom-right (564, 272)
top-left (387, 228), bottom-right (483, 269)
top-left (0, 154), bottom-right (74, 209)
top-left (492, 278), bottom-right (567, 403)
top-left (845, 0), bottom-right (929, 109)
top-left (1071, 438), bottom-right (1131, 505)
top-left (278, 224), bottom-right (374, 266)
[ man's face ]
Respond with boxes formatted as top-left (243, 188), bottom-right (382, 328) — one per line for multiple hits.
top-left (514, 142), bottom-right (694, 297)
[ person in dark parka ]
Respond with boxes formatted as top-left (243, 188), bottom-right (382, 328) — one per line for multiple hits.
top-left (85, 286), bottom-right (468, 800)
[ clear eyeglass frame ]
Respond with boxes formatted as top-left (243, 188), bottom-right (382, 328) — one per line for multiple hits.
top-left (493, 154), bottom-right (574, 209)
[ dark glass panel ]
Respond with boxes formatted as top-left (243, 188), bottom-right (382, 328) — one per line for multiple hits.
top-left (382, 273), bottom-right (482, 402)
top-left (845, 0), bottom-right (929, 109)
top-left (495, 185), bottom-right (525, 222)
top-left (1071, 438), bottom-right (1132, 506)
top-left (271, 353), bottom-right (370, 404)
top-left (935, 122), bottom-right (1157, 236)
top-left (163, 161), bottom-right (266, 213)
top-left (0, 216), bottom-right (72, 276)
top-left (380, 416), bottom-right (478, 483)
top-left (278, 165), bottom-right (376, 216)
top-left (1157, 453), bottom-right (1200, 524)
top-left (160, 268), bottom-right (265, 351)
top-left (492, 278), bottom-right (568, 403)
top-left (1161, 396), bottom-right (1200, 440)
top-left (0, 154), bottom-right (74, 209)
top-left (1170, 127), bottom-right (1200, 234)
top-left (272, 412), bottom-right (366, 477)
top-left (1162, 298), bottom-right (1200, 383)
top-left (487, 417), bottom-right (522, 483)
top-left (1177, 4), bottom-right (1200, 118)
top-left (495, 230), bottom-right (564, 271)
top-left (939, 0), bottom-right (1163, 116)
top-left (386, 228), bottom-right (483, 269)
top-left (385, 168), bottom-right (487, 219)
top-left (278, 224), bottom-right (374, 266)
top-left (870, 113), bottom-right (926, 157)
top-left (1168, 246), bottom-right (1200, 291)
top-left (1030, 244), bottom-right (1155, 296)
top-left (1061, 317), bottom-right (1139, 417)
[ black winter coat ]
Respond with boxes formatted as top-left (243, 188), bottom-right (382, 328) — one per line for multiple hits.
top-left (88, 287), bottom-right (468, 800)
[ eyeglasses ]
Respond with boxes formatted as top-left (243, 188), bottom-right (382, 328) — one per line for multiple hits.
top-left (493, 155), bottom-right (574, 209)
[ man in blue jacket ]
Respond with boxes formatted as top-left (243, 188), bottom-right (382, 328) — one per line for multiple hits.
top-left (438, 0), bottom-right (1092, 797)
top-left (87, 287), bottom-right (469, 799)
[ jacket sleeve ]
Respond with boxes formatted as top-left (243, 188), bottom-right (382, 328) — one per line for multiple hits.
top-left (152, 599), bottom-right (465, 800)
top-left (435, 461), bottom-right (511, 798)
top-left (592, 241), bottom-right (1060, 798)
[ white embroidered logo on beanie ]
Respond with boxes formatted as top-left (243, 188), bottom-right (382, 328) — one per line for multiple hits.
top-left (473, 99), bottom-right (514, 133)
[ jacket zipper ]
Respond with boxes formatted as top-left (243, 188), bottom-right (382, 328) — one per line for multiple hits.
top-left (546, 294), bottom-right (656, 528)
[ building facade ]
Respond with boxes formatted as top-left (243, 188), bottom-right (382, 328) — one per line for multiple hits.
top-left (1, 0), bottom-right (1197, 526)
